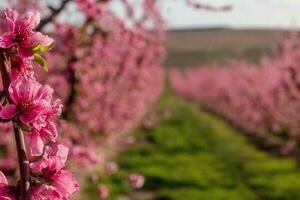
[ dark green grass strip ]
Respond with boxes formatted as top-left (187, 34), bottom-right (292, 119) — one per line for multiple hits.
top-left (85, 94), bottom-right (300, 200)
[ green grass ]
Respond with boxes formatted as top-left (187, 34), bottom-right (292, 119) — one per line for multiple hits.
top-left (165, 47), bottom-right (270, 68)
top-left (84, 93), bottom-right (300, 200)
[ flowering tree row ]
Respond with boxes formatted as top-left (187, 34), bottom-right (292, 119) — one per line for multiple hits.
top-left (0, 8), bottom-right (79, 199)
top-left (0, 0), bottom-right (164, 168)
top-left (0, 0), bottom-right (168, 198)
top-left (171, 33), bottom-right (300, 155)
top-left (0, 0), bottom-right (231, 199)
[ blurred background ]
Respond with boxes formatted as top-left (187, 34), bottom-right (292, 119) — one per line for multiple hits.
top-left (2, 0), bottom-right (300, 199)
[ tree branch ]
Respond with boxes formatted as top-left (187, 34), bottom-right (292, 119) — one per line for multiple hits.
top-left (36, 0), bottom-right (73, 31)
top-left (0, 50), bottom-right (30, 200)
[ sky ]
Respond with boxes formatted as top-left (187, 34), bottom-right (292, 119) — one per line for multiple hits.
top-left (2, 0), bottom-right (300, 30)
top-left (157, 0), bottom-right (300, 29)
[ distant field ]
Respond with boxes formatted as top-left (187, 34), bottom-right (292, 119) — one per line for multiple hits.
top-left (165, 28), bottom-right (284, 67)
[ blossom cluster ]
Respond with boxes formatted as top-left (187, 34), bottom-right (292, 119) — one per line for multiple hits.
top-left (0, 8), bottom-right (79, 199)
top-left (170, 33), bottom-right (300, 154)
top-left (36, 0), bottom-right (165, 169)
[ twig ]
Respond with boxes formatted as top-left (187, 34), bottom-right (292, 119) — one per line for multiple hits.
top-left (0, 50), bottom-right (30, 200)
top-left (36, 0), bottom-right (73, 31)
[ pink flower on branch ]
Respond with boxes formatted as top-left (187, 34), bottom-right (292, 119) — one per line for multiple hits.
top-left (30, 143), bottom-right (79, 199)
top-left (0, 7), bottom-right (78, 199)
top-left (30, 99), bottom-right (62, 156)
top-left (0, 171), bottom-right (15, 200)
top-left (0, 77), bottom-right (52, 125)
top-left (0, 8), bottom-right (53, 58)
top-left (30, 143), bottom-right (69, 172)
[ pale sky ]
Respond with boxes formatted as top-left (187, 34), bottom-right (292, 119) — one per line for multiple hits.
top-left (109, 0), bottom-right (300, 30)
top-left (157, 0), bottom-right (300, 29)
top-left (2, 0), bottom-right (300, 30)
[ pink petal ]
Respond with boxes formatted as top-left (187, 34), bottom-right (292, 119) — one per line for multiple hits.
top-left (0, 32), bottom-right (15, 48)
top-left (35, 84), bottom-right (53, 102)
top-left (0, 105), bottom-right (17, 119)
top-left (52, 170), bottom-right (80, 195)
top-left (19, 101), bottom-right (47, 124)
top-left (56, 144), bottom-right (69, 167)
top-left (31, 32), bottom-right (54, 47)
top-left (18, 46), bottom-right (33, 58)
top-left (0, 171), bottom-right (7, 185)
top-left (24, 11), bottom-right (40, 29)
top-left (30, 131), bottom-right (44, 156)
top-left (4, 8), bottom-right (18, 31)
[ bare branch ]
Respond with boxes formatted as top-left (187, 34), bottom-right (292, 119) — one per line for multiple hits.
top-left (37, 0), bottom-right (73, 31)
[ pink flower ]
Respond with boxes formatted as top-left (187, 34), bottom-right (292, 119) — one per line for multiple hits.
top-left (97, 184), bottom-right (109, 199)
top-left (0, 77), bottom-right (52, 124)
top-left (0, 171), bottom-right (15, 200)
top-left (30, 171), bottom-right (79, 200)
top-left (30, 143), bottom-right (79, 199)
top-left (30, 99), bottom-right (62, 156)
top-left (10, 56), bottom-right (34, 80)
top-left (30, 185), bottom-right (62, 200)
top-left (52, 170), bottom-right (79, 197)
top-left (70, 146), bottom-right (102, 167)
top-left (30, 143), bottom-right (69, 172)
top-left (106, 162), bottom-right (118, 174)
top-left (0, 8), bottom-right (54, 58)
top-left (129, 173), bottom-right (145, 189)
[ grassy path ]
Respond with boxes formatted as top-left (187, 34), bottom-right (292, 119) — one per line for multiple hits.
top-left (85, 94), bottom-right (300, 200)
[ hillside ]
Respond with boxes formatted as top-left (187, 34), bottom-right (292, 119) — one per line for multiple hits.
top-left (165, 28), bottom-right (284, 67)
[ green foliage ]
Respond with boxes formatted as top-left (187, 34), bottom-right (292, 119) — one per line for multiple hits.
top-left (34, 53), bottom-right (48, 71)
top-left (85, 93), bottom-right (300, 199)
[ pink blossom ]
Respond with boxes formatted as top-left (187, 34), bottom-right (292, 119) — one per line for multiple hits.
top-left (97, 184), bottom-right (109, 199)
top-left (70, 146), bottom-right (102, 167)
top-left (106, 162), bottom-right (118, 174)
top-left (0, 77), bottom-right (52, 124)
top-left (0, 171), bottom-right (15, 200)
top-left (30, 99), bottom-right (62, 156)
top-left (51, 170), bottom-right (80, 198)
top-left (30, 143), bottom-right (69, 172)
top-left (121, 136), bottom-right (136, 145)
top-left (0, 8), bottom-right (53, 58)
top-left (10, 56), bottom-right (34, 80)
top-left (30, 185), bottom-right (62, 200)
top-left (30, 143), bottom-right (79, 199)
top-left (31, 171), bottom-right (79, 200)
top-left (129, 173), bottom-right (145, 189)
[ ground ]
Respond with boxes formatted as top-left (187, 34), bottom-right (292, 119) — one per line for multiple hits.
top-left (165, 28), bottom-right (282, 67)
top-left (84, 89), bottom-right (300, 200)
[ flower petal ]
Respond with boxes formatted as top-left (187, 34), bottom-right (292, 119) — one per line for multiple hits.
top-left (18, 46), bottom-right (33, 58)
top-left (35, 84), bottom-right (53, 102)
top-left (0, 32), bottom-right (15, 49)
top-left (30, 131), bottom-right (44, 156)
top-left (0, 105), bottom-right (17, 119)
top-left (24, 11), bottom-right (40, 29)
top-left (0, 171), bottom-right (7, 185)
top-left (31, 32), bottom-right (54, 47)
top-left (4, 8), bottom-right (18, 31)
top-left (19, 100), bottom-right (47, 124)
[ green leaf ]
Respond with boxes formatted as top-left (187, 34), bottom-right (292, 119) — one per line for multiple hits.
top-left (16, 123), bottom-right (31, 132)
top-left (40, 42), bottom-right (54, 52)
top-left (32, 43), bottom-right (41, 52)
top-left (34, 54), bottom-right (48, 72)
top-left (32, 42), bottom-right (54, 53)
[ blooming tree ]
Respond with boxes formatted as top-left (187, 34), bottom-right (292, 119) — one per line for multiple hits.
top-left (0, 8), bottom-right (79, 199)
top-left (0, 0), bottom-right (231, 199)
top-left (170, 33), bottom-right (300, 155)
